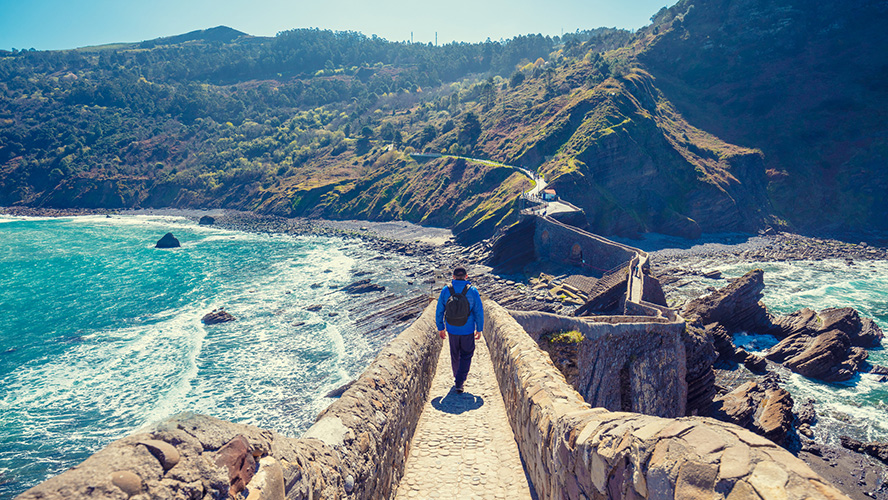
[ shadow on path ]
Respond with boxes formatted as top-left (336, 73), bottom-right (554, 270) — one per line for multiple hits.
top-left (431, 390), bottom-right (484, 415)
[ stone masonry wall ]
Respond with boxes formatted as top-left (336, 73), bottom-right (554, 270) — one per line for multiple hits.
top-left (534, 216), bottom-right (639, 274)
top-left (509, 310), bottom-right (687, 418)
top-left (485, 300), bottom-right (850, 500)
top-left (19, 301), bottom-right (442, 500)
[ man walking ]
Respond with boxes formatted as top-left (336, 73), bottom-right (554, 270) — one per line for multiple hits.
top-left (435, 267), bottom-right (484, 393)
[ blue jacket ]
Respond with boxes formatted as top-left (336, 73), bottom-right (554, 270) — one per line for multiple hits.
top-left (435, 280), bottom-right (484, 335)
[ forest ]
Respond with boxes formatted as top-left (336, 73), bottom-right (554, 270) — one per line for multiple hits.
top-left (0, 25), bottom-right (630, 240)
top-left (5, 0), bottom-right (885, 240)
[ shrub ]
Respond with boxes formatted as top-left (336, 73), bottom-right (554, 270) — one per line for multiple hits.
top-left (542, 330), bottom-right (585, 344)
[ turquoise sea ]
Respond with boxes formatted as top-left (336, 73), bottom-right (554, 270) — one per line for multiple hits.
top-left (0, 215), bottom-right (428, 497)
top-left (650, 242), bottom-right (888, 447)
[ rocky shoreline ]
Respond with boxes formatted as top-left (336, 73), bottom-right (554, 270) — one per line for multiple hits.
top-left (654, 251), bottom-right (888, 500)
top-left (649, 230), bottom-right (888, 267)
top-left (6, 207), bottom-right (888, 498)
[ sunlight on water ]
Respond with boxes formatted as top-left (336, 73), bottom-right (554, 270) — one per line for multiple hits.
top-left (0, 215), bottom-right (426, 496)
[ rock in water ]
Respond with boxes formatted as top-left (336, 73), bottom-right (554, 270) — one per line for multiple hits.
top-left (765, 329), bottom-right (867, 382)
top-left (198, 215), bottom-right (215, 225)
top-left (769, 307), bottom-right (884, 348)
top-left (840, 436), bottom-right (888, 465)
top-left (155, 232), bottom-right (181, 248)
top-left (681, 269), bottom-right (772, 334)
top-left (202, 308), bottom-right (236, 325)
top-left (325, 380), bottom-right (355, 398)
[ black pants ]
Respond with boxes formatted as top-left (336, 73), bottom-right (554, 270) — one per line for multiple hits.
top-left (448, 333), bottom-right (475, 387)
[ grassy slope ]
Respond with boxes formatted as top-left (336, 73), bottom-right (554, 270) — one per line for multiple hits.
top-left (256, 152), bottom-right (530, 242)
top-left (465, 50), bottom-right (773, 237)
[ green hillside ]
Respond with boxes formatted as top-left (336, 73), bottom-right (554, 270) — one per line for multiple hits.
top-left (2, 0), bottom-right (886, 240)
top-left (0, 27), bottom-right (624, 241)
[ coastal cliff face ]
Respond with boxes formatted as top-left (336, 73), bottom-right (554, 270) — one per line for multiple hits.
top-left (636, 0), bottom-right (888, 232)
top-left (481, 67), bottom-right (774, 238)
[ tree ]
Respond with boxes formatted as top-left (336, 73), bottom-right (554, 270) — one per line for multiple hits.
top-left (510, 71), bottom-right (525, 88)
top-left (458, 112), bottom-right (481, 146)
top-left (380, 121), bottom-right (395, 141)
top-left (420, 124), bottom-right (437, 146)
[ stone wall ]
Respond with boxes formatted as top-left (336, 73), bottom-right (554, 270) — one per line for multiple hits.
top-left (485, 301), bottom-right (850, 500)
top-left (509, 310), bottom-right (687, 418)
top-left (534, 216), bottom-right (640, 274)
top-left (19, 301), bottom-right (442, 500)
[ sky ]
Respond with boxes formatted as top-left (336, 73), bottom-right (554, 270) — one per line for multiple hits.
top-left (0, 0), bottom-right (673, 51)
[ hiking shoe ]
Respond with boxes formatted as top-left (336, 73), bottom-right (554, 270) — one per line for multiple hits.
top-left (455, 384), bottom-right (464, 394)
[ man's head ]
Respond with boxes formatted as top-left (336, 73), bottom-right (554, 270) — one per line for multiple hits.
top-left (452, 267), bottom-right (468, 280)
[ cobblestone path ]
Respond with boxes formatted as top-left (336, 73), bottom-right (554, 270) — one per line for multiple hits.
top-left (395, 334), bottom-right (535, 500)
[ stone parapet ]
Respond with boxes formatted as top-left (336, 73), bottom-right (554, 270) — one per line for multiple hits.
top-left (509, 309), bottom-right (687, 418)
top-left (18, 301), bottom-right (442, 500)
top-left (485, 301), bottom-right (850, 500)
top-left (304, 300), bottom-right (441, 499)
top-left (535, 216), bottom-right (640, 274)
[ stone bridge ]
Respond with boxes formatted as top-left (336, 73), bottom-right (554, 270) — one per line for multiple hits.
top-left (19, 253), bottom-right (850, 500)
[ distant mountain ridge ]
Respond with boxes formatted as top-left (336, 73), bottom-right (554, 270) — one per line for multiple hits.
top-left (138, 26), bottom-right (250, 48)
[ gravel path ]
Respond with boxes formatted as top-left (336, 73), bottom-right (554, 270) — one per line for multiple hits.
top-left (395, 335), bottom-right (535, 500)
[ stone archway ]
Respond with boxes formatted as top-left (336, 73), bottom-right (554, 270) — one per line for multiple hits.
top-left (570, 243), bottom-right (582, 259)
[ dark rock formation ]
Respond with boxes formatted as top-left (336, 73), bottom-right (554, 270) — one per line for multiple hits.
top-left (868, 364), bottom-right (888, 378)
top-left (198, 215), bottom-right (215, 225)
top-left (341, 279), bottom-right (386, 294)
top-left (711, 377), bottom-right (794, 445)
top-left (681, 269), bottom-right (772, 334)
top-left (796, 399), bottom-right (817, 427)
top-left (768, 307), bottom-right (884, 348)
top-left (765, 329), bottom-right (867, 382)
top-left (796, 398), bottom-right (817, 438)
top-left (214, 435), bottom-right (255, 498)
top-left (682, 325), bottom-right (718, 416)
top-left (682, 271), bottom-right (880, 383)
top-left (840, 436), bottom-right (888, 465)
top-left (733, 347), bottom-right (768, 373)
top-left (305, 304), bottom-right (323, 312)
top-left (487, 218), bottom-right (536, 271)
top-left (325, 380), bottom-right (355, 398)
top-left (708, 324), bottom-right (736, 361)
top-left (155, 232), bottom-right (180, 248)
top-left (201, 308), bottom-right (235, 325)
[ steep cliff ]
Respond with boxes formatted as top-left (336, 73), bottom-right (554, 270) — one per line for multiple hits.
top-left (510, 69), bottom-right (774, 238)
top-left (636, 0), bottom-right (888, 232)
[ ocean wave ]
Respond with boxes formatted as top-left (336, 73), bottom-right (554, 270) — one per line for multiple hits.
top-left (0, 216), bottom-right (426, 495)
top-left (696, 259), bottom-right (888, 443)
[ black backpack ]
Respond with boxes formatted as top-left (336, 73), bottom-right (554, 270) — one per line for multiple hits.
top-left (444, 285), bottom-right (472, 327)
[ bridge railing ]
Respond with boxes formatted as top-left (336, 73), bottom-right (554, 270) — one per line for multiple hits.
top-left (483, 300), bottom-right (850, 500)
top-left (19, 302), bottom-right (443, 500)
